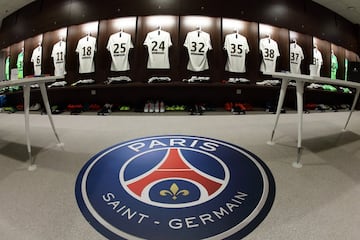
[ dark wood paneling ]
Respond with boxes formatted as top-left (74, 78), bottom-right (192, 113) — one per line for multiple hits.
top-left (96, 17), bottom-right (137, 82)
top-left (66, 21), bottom-right (99, 84)
top-left (222, 19), bottom-right (259, 82)
top-left (289, 31), bottom-right (313, 75)
top-left (23, 34), bottom-right (43, 76)
top-left (4, 83), bottom-right (355, 110)
top-left (0, 0), bottom-right (358, 54)
top-left (314, 37), bottom-right (331, 78)
top-left (42, 28), bottom-right (68, 76)
top-left (136, 15), bottom-right (180, 82)
top-left (1, 0), bottom-right (359, 111)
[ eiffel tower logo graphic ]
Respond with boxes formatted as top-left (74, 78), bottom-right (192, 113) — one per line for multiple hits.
top-left (126, 148), bottom-right (224, 199)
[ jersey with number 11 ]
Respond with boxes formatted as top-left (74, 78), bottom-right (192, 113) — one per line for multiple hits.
top-left (51, 40), bottom-right (66, 76)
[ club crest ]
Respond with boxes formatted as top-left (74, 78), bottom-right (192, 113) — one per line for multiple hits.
top-left (75, 135), bottom-right (275, 239)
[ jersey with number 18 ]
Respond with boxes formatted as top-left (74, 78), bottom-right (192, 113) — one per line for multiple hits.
top-left (76, 35), bottom-right (97, 73)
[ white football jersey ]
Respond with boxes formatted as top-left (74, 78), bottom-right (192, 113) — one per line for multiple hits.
top-left (76, 35), bottom-right (97, 73)
top-left (259, 38), bottom-right (280, 73)
top-left (224, 33), bottom-right (249, 73)
top-left (31, 46), bottom-right (42, 76)
top-left (184, 30), bottom-right (212, 72)
top-left (51, 40), bottom-right (66, 76)
top-left (289, 43), bottom-right (304, 74)
top-left (312, 48), bottom-right (323, 76)
top-left (143, 30), bottom-right (172, 69)
top-left (107, 31), bottom-right (134, 71)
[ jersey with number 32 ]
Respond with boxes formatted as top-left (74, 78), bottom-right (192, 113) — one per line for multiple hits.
top-left (143, 30), bottom-right (172, 69)
top-left (184, 30), bottom-right (212, 72)
top-left (107, 32), bottom-right (133, 71)
top-left (76, 36), bottom-right (96, 73)
top-left (259, 38), bottom-right (280, 73)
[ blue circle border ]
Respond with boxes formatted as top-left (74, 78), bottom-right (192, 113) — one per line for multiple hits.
top-left (75, 135), bottom-right (276, 240)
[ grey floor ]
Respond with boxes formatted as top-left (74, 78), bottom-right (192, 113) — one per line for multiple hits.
top-left (0, 110), bottom-right (359, 240)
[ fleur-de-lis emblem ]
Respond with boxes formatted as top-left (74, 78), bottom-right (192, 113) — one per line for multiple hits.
top-left (160, 183), bottom-right (190, 200)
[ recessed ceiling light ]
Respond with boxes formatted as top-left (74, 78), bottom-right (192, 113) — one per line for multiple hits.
top-left (347, 6), bottom-right (356, 10)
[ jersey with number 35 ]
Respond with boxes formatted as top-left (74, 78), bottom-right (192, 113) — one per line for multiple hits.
top-left (107, 32), bottom-right (133, 71)
top-left (76, 36), bottom-right (97, 73)
top-left (184, 30), bottom-right (212, 72)
top-left (143, 30), bottom-right (172, 69)
top-left (224, 33), bottom-right (249, 73)
top-left (259, 38), bottom-right (280, 73)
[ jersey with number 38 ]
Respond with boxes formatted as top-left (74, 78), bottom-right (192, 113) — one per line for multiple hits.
top-left (184, 30), bottom-right (212, 72)
top-left (259, 38), bottom-right (280, 73)
top-left (76, 36), bottom-right (97, 73)
top-left (107, 32), bottom-right (133, 71)
top-left (143, 30), bottom-right (172, 69)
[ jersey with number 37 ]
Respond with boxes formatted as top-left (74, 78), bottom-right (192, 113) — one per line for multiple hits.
top-left (107, 32), bottom-right (133, 71)
top-left (259, 38), bottom-right (280, 73)
top-left (76, 36), bottom-right (97, 73)
top-left (289, 43), bottom-right (304, 74)
top-left (184, 30), bottom-right (212, 72)
top-left (143, 30), bottom-right (172, 69)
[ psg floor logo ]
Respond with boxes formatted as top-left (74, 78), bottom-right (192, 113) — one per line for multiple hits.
top-left (75, 135), bottom-right (275, 240)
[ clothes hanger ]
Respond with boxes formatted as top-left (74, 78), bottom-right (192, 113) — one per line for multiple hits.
top-left (119, 27), bottom-right (124, 37)
top-left (196, 26), bottom-right (202, 37)
top-left (234, 29), bottom-right (239, 39)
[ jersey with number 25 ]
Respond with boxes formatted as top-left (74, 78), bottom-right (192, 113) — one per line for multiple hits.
top-left (76, 36), bottom-right (96, 73)
top-left (107, 32), bottom-right (133, 71)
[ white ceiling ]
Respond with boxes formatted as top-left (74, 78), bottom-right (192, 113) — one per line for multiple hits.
top-left (0, 0), bottom-right (35, 24)
top-left (313, 0), bottom-right (360, 24)
top-left (0, 0), bottom-right (359, 26)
